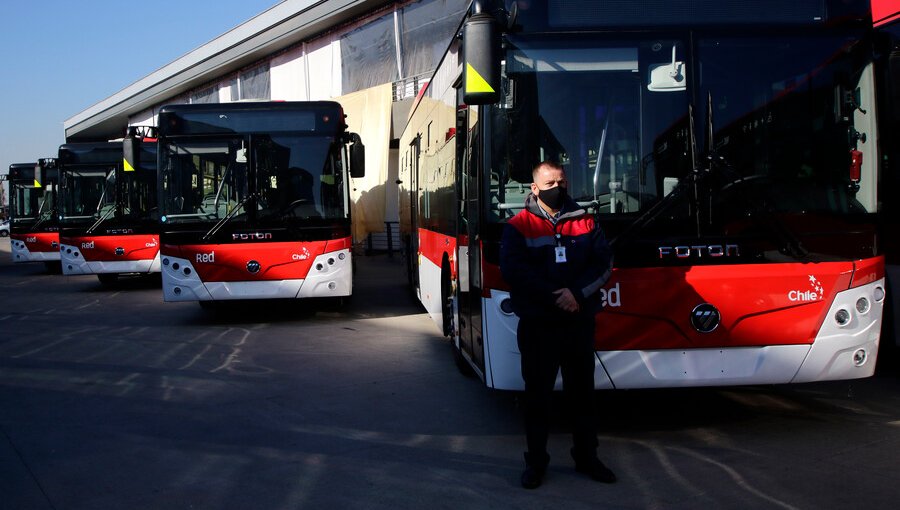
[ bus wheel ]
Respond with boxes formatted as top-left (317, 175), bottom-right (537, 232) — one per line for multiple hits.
top-left (97, 273), bottom-right (118, 286)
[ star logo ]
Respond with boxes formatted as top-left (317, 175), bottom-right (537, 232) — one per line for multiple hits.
top-left (808, 275), bottom-right (823, 298)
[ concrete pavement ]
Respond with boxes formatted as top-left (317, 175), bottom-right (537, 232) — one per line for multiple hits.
top-left (2, 237), bottom-right (900, 509)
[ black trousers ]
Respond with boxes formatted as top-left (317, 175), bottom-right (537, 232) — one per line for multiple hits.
top-left (517, 314), bottom-right (599, 468)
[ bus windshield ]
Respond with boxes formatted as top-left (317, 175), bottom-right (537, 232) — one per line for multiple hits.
top-left (11, 182), bottom-right (50, 224)
top-left (491, 36), bottom-right (692, 219)
top-left (60, 167), bottom-right (115, 223)
top-left (159, 134), bottom-right (345, 224)
top-left (699, 34), bottom-right (873, 224)
top-left (119, 166), bottom-right (158, 221)
top-left (490, 32), bottom-right (872, 234)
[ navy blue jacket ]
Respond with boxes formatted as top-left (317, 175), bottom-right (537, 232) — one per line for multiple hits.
top-left (499, 193), bottom-right (613, 319)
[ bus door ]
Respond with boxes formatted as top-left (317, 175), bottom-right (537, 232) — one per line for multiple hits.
top-left (408, 135), bottom-right (421, 291)
top-left (456, 101), bottom-right (486, 373)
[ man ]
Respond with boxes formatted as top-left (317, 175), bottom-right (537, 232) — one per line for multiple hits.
top-left (499, 161), bottom-right (615, 489)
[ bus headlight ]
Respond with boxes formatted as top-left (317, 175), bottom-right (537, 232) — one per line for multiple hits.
top-left (853, 349), bottom-right (867, 366)
top-left (874, 286), bottom-right (885, 302)
top-left (834, 308), bottom-right (851, 327)
top-left (855, 297), bottom-right (870, 315)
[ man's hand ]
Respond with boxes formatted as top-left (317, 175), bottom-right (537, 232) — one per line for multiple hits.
top-left (552, 288), bottom-right (580, 313)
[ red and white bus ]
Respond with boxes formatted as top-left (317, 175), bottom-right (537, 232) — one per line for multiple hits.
top-left (8, 160), bottom-right (60, 266)
top-left (399, 0), bottom-right (885, 389)
top-left (57, 135), bottom-right (160, 284)
top-left (156, 101), bottom-right (364, 303)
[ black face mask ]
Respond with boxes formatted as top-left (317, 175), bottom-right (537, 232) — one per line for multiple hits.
top-left (538, 186), bottom-right (567, 210)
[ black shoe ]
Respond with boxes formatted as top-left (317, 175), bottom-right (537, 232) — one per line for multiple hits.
top-left (572, 450), bottom-right (616, 484)
top-left (521, 465), bottom-right (544, 489)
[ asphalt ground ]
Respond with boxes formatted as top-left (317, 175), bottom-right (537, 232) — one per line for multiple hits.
top-left (1, 236), bottom-right (900, 509)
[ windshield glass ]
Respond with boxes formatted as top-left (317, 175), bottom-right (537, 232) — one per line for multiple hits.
top-left (699, 34), bottom-right (873, 225)
top-left (60, 167), bottom-right (115, 223)
top-left (11, 182), bottom-right (44, 223)
top-left (159, 134), bottom-right (345, 225)
top-left (490, 36), bottom-right (692, 225)
top-left (120, 167), bottom-right (158, 221)
top-left (490, 32), bottom-right (872, 240)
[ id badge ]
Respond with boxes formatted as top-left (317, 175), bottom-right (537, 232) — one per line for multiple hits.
top-left (555, 246), bottom-right (567, 263)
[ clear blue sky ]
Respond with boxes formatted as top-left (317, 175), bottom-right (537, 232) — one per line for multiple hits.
top-left (0, 0), bottom-right (280, 178)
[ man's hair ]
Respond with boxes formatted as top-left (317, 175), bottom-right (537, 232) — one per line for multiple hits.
top-left (532, 160), bottom-right (564, 181)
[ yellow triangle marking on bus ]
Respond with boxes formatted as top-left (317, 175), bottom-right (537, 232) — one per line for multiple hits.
top-left (34, 179), bottom-right (42, 188)
top-left (123, 158), bottom-right (135, 172)
top-left (466, 63), bottom-right (495, 94)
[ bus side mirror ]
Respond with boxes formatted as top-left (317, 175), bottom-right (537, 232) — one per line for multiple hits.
top-left (123, 137), bottom-right (140, 172)
top-left (38, 158), bottom-right (57, 186)
top-left (349, 133), bottom-right (365, 178)
top-left (463, 12), bottom-right (501, 105)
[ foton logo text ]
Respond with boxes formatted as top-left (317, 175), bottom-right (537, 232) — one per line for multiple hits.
top-left (233, 232), bottom-right (272, 240)
top-left (658, 244), bottom-right (740, 259)
top-left (196, 252), bottom-right (215, 263)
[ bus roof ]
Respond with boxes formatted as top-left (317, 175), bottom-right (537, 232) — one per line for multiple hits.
top-left (58, 141), bottom-right (122, 166)
top-left (157, 101), bottom-right (346, 137)
top-left (510, 0), bottom-right (870, 31)
top-left (8, 163), bottom-right (36, 181)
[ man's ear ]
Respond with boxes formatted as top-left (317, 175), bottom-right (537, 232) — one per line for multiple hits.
top-left (531, 182), bottom-right (538, 194)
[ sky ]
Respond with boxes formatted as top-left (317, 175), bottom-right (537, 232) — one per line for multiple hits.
top-left (0, 0), bottom-right (281, 181)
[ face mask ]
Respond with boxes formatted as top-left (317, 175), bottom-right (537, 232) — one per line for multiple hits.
top-left (538, 186), bottom-right (567, 210)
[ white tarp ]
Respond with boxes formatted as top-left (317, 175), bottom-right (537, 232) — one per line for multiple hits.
top-left (336, 83), bottom-right (393, 242)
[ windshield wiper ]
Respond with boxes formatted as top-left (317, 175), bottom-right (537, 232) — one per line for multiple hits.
top-left (610, 103), bottom-right (706, 248)
top-left (201, 194), bottom-right (252, 241)
top-left (592, 103), bottom-right (612, 203)
top-left (30, 195), bottom-right (53, 231)
top-left (85, 206), bottom-right (116, 234)
top-left (701, 91), bottom-right (810, 261)
top-left (86, 170), bottom-right (117, 234)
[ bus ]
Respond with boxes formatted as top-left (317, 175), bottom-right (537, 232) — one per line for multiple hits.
top-left (399, 0), bottom-right (885, 390)
top-left (156, 101), bottom-right (364, 303)
top-left (57, 134), bottom-right (160, 284)
top-left (8, 160), bottom-right (60, 267)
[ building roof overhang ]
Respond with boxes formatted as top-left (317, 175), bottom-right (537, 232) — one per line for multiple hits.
top-left (64, 0), bottom-right (392, 142)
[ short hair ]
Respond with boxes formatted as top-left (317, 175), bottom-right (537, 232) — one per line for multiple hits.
top-left (532, 160), bottom-right (564, 181)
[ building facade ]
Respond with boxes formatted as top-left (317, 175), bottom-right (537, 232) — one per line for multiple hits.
top-left (64, 0), bottom-right (468, 241)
